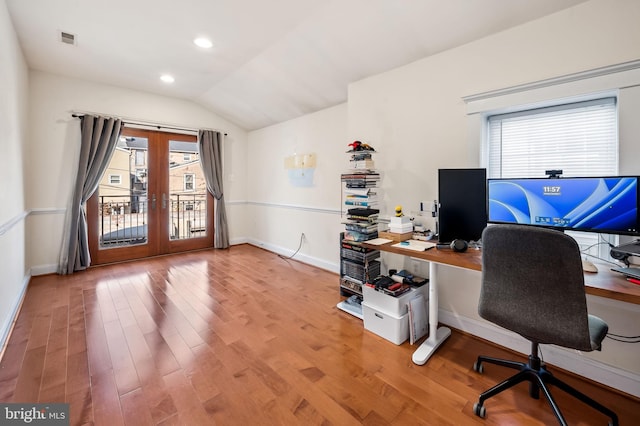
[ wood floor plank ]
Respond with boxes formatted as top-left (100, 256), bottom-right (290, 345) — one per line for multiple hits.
top-left (11, 345), bottom-right (46, 402)
top-left (0, 244), bottom-right (638, 425)
top-left (102, 318), bottom-right (141, 396)
top-left (83, 289), bottom-right (113, 377)
top-left (162, 370), bottom-right (213, 425)
top-left (91, 370), bottom-right (125, 426)
top-left (120, 388), bottom-right (155, 426)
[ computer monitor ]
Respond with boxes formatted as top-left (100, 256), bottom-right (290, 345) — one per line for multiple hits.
top-left (487, 176), bottom-right (640, 236)
top-left (438, 168), bottom-right (487, 243)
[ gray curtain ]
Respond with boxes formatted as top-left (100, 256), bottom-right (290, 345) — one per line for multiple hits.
top-left (59, 115), bottom-right (123, 274)
top-left (198, 130), bottom-right (229, 248)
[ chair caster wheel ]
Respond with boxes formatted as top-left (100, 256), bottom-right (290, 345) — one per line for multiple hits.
top-left (473, 360), bottom-right (484, 374)
top-left (473, 402), bottom-right (486, 418)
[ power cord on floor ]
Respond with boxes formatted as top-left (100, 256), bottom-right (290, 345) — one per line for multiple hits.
top-left (278, 232), bottom-right (305, 260)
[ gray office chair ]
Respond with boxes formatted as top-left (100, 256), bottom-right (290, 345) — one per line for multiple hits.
top-left (473, 224), bottom-right (618, 426)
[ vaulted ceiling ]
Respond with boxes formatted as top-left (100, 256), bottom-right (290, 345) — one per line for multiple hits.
top-left (7, 0), bottom-right (588, 130)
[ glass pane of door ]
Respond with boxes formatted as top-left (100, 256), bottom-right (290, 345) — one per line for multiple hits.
top-left (168, 140), bottom-right (208, 240)
top-left (98, 136), bottom-right (148, 248)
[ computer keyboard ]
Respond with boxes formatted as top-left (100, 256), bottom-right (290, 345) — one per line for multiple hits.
top-left (611, 267), bottom-right (640, 280)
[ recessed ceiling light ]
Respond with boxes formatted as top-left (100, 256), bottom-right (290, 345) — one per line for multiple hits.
top-left (194, 37), bottom-right (213, 49)
top-left (160, 74), bottom-right (175, 84)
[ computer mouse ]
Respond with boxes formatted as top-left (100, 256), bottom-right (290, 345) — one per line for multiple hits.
top-left (582, 259), bottom-right (598, 273)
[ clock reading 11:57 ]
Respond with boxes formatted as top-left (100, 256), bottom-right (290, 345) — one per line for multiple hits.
top-left (543, 186), bottom-right (561, 195)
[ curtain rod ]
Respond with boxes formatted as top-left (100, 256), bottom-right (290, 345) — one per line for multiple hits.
top-left (70, 112), bottom-right (227, 136)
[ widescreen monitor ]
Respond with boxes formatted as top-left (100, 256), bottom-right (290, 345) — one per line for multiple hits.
top-left (438, 168), bottom-right (487, 244)
top-left (487, 176), bottom-right (640, 236)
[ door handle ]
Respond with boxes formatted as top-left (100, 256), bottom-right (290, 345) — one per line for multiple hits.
top-left (151, 194), bottom-right (156, 210)
top-left (162, 193), bottom-right (167, 209)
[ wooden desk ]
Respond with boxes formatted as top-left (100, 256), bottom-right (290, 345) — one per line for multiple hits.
top-left (361, 240), bottom-right (640, 365)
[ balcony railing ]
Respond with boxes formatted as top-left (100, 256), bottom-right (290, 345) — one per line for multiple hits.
top-left (170, 193), bottom-right (208, 239)
top-left (98, 193), bottom-right (208, 248)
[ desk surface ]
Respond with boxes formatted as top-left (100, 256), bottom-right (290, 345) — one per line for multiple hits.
top-left (362, 241), bottom-right (640, 305)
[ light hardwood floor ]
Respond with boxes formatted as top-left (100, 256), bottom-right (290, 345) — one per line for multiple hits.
top-left (0, 244), bottom-right (638, 425)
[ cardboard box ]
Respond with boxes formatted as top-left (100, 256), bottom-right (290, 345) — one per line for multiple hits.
top-left (362, 301), bottom-right (409, 345)
top-left (378, 230), bottom-right (413, 242)
top-left (362, 285), bottom-right (428, 316)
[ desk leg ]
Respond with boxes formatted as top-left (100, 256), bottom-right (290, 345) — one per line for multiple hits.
top-left (412, 262), bottom-right (451, 365)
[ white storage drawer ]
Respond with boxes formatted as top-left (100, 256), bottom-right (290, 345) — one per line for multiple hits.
top-left (362, 284), bottom-right (428, 316)
top-left (362, 301), bottom-right (409, 345)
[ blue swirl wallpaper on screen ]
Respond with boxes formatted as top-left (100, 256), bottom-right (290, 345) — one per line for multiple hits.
top-left (488, 177), bottom-right (638, 233)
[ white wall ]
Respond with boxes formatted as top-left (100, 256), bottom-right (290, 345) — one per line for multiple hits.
top-left (247, 103), bottom-right (347, 271)
top-left (26, 71), bottom-right (249, 274)
top-left (247, 0), bottom-right (640, 396)
top-left (0, 0), bottom-right (29, 348)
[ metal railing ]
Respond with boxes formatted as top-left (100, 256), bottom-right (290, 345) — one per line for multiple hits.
top-left (98, 193), bottom-right (208, 247)
top-left (170, 193), bottom-right (208, 240)
top-left (99, 195), bottom-right (147, 247)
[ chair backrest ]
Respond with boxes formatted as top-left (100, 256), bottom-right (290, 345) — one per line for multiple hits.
top-left (479, 224), bottom-right (592, 351)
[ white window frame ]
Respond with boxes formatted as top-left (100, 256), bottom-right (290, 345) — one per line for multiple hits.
top-left (184, 173), bottom-right (195, 191)
top-left (109, 174), bottom-right (122, 185)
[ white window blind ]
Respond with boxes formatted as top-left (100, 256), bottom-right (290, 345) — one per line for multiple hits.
top-left (487, 98), bottom-right (617, 179)
top-left (486, 97), bottom-right (619, 257)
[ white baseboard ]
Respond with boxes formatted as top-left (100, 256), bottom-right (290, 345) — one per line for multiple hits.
top-left (0, 273), bottom-right (30, 355)
top-left (229, 237), bottom-right (249, 246)
top-left (439, 309), bottom-right (640, 399)
top-left (247, 238), bottom-right (339, 274)
top-left (29, 263), bottom-right (58, 276)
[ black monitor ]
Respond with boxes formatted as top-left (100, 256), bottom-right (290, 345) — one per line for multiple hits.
top-left (438, 168), bottom-right (487, 243)
top-left (487, 176), bottom-right (640, 236)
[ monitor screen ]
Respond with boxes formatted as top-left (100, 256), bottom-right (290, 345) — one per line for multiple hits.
top-left (487, 176), bottom-right (640, 235)
top-left (438, 168), bottom-right (487, 243)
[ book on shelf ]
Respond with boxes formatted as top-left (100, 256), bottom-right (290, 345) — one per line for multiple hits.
top-left (341, 240), bottom-right (377, 253)
top-left (346, 183), bottom-right (378, 190)
top-left (350, 152), bottom-right (373, 161)
top-left (349, 160), bottom-right (375, 169)
top-left (346, 195), bottom-right (378, 204)
top-left (344, 223), bottom-right (378, 233)
top-left (347, 207), bottom-right (379, 216)
top-left (347, 214), bottom-right (379, 223)
top-left (344, 199), bottom-right (378, 206)
top-left (341, 172), bottom-right (380, 180)
top-left (343, 230), bottom-right (378, 242)
top-left (345, 193), bottom-right (377, 199)
top-left (344, 187), bottom-right (375, 196)
top-left (341, 275), bottom-right (363, 285)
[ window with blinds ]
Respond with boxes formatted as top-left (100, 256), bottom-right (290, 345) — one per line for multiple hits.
top-left (486, 97), bottom-right (618, 179)
top-left (486, 97), bottom-right (619, 256)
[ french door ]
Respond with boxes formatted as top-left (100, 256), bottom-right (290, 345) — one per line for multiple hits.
top-left (87, 127), bottom-right (214, 265)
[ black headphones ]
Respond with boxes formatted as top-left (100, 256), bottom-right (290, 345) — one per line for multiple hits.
top-left (609, 248), bottom-right (629, 265)
top-left (436, 239), bottom-right (468, 252)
